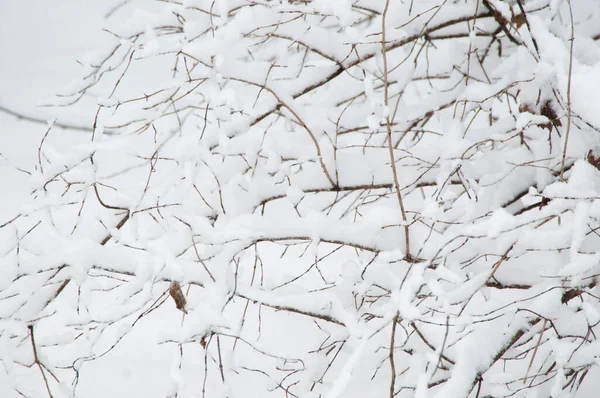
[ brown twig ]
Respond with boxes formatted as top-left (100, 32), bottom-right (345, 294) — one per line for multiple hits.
top-left (28, 325), bottom-right (55, 398)
top-left (524, 319), bottom-right (547, 385)
top-left (389, 313), bottom-right (399, 398)
top-left (560, 0), bottom-right (575, 180)
top-left (382, 0), bottom-right (411, 259)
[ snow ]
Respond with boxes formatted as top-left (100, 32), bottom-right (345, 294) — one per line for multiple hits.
top-left (3, 0), bottom-right (600, 397)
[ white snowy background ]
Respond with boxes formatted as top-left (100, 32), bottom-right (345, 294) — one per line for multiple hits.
top-left (0, 2), bottom-right (181, 397)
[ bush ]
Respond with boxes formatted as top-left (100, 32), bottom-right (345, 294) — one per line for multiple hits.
top-left (3, 1), bottom-right (600, 397)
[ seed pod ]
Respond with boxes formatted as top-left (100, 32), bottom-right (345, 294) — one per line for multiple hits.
top-left (169, 281), bottom-right (188, 314)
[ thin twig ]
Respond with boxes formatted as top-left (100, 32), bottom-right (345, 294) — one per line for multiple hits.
top-left (524, 319), bottom-right (547, 385)
top-left (0, 104), bottom-right (113, 134)
top-left (515, 0), bottom-right (540, 56)
top-left (28, 325), bottom-right (55, 398)
top-left (382, 0), bottom-right (411, 259)
top-left (560, 0), bottom-right (575, 180)
top-left (389, 313), bottom-right (399, 398)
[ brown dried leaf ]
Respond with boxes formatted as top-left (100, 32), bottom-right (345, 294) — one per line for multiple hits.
top-left (561, 288), bottom-right (583, 304)
top-left (519, 103), bottom-right (535, 114)
top-left (587, 150), bottom-right (600, 171)
top-left (169, 281), bottom-right (188, 314)
top-left (511, 14), bottom-right (526, 29)
top-left (520, 100), bottom-right (562, 131)
top-left (540, 100), bottom-right (562, 129)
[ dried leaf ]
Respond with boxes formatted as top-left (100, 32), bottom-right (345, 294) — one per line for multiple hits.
top-left (587, 150), bottom-right (600, 171)
top-left (169, 281), bottom-right (188, 314)
top-left (540, 100), bottom-right (562, 130)
top-left (561, 288), bottom-right (583, 304)
top-left (511, 14), bottom-right (526, 29)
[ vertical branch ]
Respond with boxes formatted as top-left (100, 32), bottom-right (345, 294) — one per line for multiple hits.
top-left (217, 335), bottom-right (225, 383)
top-left (202, 336), bottom-right (210, 398)
top-left (28, 325), bottom-right (55, 398)
top-left (560, 0), bottom-right (575, 180)
top-left (382, 0), bottom-right (411, 259)
top-left (234, 245), bottom-right (260, 351)
top-left (524, 319), bottom-right (547, 385)
top-left (389, 313), bottom-right (399, 398)
top-left (461, 0), bottom-right (481, 119)
top-left (431, 315), bottom-right (451, 380)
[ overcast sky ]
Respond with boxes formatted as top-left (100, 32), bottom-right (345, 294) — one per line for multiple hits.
top-left (0, 1), bottom-right (110, 223)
